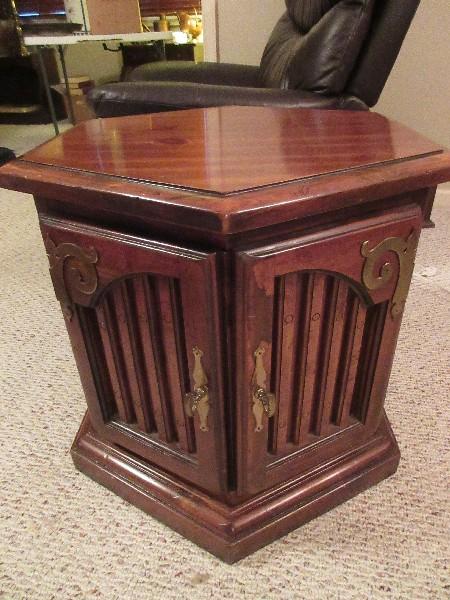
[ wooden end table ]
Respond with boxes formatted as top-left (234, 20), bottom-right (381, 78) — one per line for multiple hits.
top-left (1, 107), bottom-right (449, 563)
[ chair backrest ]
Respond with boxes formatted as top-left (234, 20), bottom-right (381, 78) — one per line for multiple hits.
top-left (347, 0), bottom-right (421, 106)
top-left (260, 0), bottom-right (421, 107)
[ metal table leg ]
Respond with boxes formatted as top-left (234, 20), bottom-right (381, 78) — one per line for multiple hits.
top-left (58, 45), bottom-right (75, 125)
top-left (36, 46), bottom-right (59, 136)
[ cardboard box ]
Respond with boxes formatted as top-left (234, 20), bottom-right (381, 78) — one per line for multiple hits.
top-left (85, 0), bottom-right (142, 35)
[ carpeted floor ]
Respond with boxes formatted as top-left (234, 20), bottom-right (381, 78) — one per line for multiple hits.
top-left (0, 122), bottom-right (72, 157)
top-left (0, 178), bottom-right (449, 598)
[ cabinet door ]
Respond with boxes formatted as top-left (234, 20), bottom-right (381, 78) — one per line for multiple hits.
top-left (235, 206), bottom-right (422, 496)
top-left (40, 216), bottom-right (226, 496)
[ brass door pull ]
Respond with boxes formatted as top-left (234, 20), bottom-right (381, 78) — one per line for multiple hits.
top-left (252, 343), bottom-right (276, 432)
top-left (184, 347), bottom-right (210, 432)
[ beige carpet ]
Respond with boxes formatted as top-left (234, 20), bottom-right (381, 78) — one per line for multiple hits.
top-left (0, 122), bottom-right (72, 156)
top-left (0, 185), bottom-right (449, 600)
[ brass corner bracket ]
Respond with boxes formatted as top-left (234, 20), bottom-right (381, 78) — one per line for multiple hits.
top-left (361, 230), bottom-right (419, 319)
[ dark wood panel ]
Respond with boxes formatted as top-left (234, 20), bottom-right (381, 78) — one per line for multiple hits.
top-left (331, 294), bottom-right (366, 428)
top-left (16, 0), bottom-right (202, 19)
top-left (139, 1), bottom-right (201, 17)
top-left (134, 276), bottom-right (169, 439)
top-left (96, 296), bottom-right (136, 424)
top-left (17, 0), bottom-right (195, 18)
top-left (17, 0), bottom-right (65, 15)
top-left (319, 280), bottom-right (349, 433)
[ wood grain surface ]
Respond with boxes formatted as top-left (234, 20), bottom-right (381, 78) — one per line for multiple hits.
top-left (20, 107), bottom-right (443, 194)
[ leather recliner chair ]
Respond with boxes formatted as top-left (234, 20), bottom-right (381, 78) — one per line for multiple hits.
top-left (88, 0), bottom-right (421, 118)
top-left (0, 147), bottom-right (15, 165)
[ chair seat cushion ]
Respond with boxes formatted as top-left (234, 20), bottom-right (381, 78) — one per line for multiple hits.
top-left (260, 0), bottom-right (375, 94)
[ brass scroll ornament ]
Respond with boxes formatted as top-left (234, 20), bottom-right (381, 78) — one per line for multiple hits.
top-left (361, 230), bottom-right (419, 319)
top-left (184, 347), bottom-right (210, 432)
top-left (252, 343), bottom-right (276, 432)
top-left (45, 237), bottom-right (99, 321)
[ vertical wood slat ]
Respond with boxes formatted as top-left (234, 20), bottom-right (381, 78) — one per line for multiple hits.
top-left (114, 281), bottom-right (151, 433)
top-left (297, 273), bottom-right (328, 442)
top-left (134, 276), bottom-right (169, 440)
top-left (335, 300), bottom-right (367, 427)
top-left (318, 281), bottom-right (349, 434)
top-left (291, 273), bottom-right (314, 445)
top-left (240, 263), bottom-right (276, 495)
top-left (143, 276), bottom-right (177, 443)
top-left (310, 276), bottom-right (339, 436)
top-left (75, 306), bottom-right (115, 424)
top-left (169, 278), bottom-right (196, 454)
top-left (351, 301), bottom-right (389, 424)
top-left (96, 297), bottom-right (135, 424)
top-left (123, 279), bottom-right (157, 433)
top-left (270, 273), bottom-right (300, 453)
top-left (330, 291), bottom-right (364, 426)
top-left (156, 276), bottom-right (193, 453)
top-left (267, 277), bottom-right (284, 454)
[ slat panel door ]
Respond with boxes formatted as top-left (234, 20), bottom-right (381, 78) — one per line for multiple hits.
top-left (236, 206), bottom-right (422, 497)
top-left (40, 215), bottom-right (226, 496)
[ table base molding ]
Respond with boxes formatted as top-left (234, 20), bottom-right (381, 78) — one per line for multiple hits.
top-left (72, 411), bottom-right (400, 563)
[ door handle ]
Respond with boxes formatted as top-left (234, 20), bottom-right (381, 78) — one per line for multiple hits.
top-left (184, 346), bottom-right (210, 432)
top-left (252, 343), bottom-right (276, 432)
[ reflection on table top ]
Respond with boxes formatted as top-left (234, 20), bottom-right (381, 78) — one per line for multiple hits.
top-left (21, 106), bottom-right (444, 195)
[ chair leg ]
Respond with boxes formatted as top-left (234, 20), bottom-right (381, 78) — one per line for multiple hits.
top-left (422, 186), bottom-right (437, 228)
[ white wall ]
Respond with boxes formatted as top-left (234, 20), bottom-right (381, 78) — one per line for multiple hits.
top-left (60, 43), bottom-right (123, 85)
top-left (376, 0), bottom-right (450, 150)
top-left (216, 0), bottom-right (284, 65)
top-left (202, 0), bottom-right (219, 62)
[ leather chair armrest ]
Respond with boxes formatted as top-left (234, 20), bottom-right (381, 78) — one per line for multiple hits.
top-left (88, 82), bottom-right (367, 118)
top-left (127, 61), bottom-right (263, 88)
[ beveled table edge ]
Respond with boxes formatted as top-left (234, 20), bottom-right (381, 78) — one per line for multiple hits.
top-left (1, 151), bottom-right (450, 236)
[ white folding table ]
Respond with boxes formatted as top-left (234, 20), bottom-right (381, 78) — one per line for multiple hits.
top-left (24, 31), bottom-right (174, 135)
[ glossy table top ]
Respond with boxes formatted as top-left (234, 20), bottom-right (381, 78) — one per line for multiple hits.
top-left (22, 106), bottom-right (442, 195)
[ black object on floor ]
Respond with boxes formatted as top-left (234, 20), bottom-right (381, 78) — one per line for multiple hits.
top-left (0, 147), bottom-right (15, 165)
